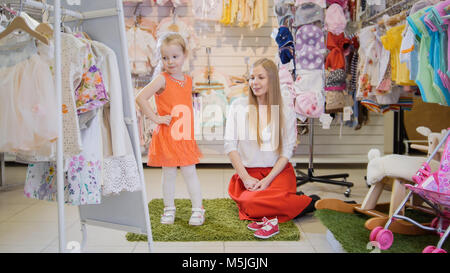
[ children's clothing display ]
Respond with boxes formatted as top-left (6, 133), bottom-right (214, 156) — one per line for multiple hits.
top-left (0, 28), bottom-right (141, 204)
top-left (147, 72), bottom-right (202, 167)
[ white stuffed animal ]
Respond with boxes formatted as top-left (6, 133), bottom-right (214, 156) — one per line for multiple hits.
top-left (366, 149), bottom-right (439, 186)
top-left (415, 126), bottom-right (447, 160)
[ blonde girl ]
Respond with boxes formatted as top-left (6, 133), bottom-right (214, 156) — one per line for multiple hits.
top-left (135, 33), bottom-right (204, 226)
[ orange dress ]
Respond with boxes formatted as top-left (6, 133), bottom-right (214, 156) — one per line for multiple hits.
top-left (147, 72), bottom-right (202, 167)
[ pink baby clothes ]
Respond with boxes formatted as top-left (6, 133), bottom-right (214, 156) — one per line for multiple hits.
top-left (325, 3), bottom-right (347, 35)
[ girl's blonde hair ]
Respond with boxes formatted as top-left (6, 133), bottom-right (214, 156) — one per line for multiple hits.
top-left (248, 58), bottom-right (284, 155)
top-left (159, 32), bottom-right (187, 55)
top-left (152, 32), bottom-right (188, 80)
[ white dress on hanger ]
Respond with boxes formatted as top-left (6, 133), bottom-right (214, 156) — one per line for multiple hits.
top-left (0, 34), bottom-right (58, 154)
top-left (90, 41), bottom-right (141, 195)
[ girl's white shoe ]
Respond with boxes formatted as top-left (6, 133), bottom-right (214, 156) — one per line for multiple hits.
top-left (189, 207), bottom-right (205, 226)
top-left (160, 207), bottom-right (176, 224)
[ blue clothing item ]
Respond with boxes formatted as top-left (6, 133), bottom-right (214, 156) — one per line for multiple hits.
top-left (427, 7), bottom-right (450, 104)
top-left (409, 38), bottom-right (420, 81)
top-left (423, 10), bottom-right (450, 105)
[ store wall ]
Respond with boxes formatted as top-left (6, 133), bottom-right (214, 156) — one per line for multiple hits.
top-left (123, 0), bottom-right (386, 163)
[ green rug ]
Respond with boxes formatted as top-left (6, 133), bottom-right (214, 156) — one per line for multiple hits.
top-left (315, 209), bottom-right (450, 253)
top-left (126, 198), bottom-right (300, 242)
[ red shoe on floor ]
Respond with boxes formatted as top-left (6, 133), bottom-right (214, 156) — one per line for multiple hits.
top-left (253, 218), bottom-right (279, 239)
top-left (247, 217), bottom-right (269, 231)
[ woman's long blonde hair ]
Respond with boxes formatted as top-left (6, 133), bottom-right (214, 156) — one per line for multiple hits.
top-left (248, 58), bottom-right (284, 155)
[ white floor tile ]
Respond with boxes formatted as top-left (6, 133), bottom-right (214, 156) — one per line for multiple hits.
top-left (0, 164), bottom-right (386, 253)
top-left (134, 241), bottom-right (224, 253)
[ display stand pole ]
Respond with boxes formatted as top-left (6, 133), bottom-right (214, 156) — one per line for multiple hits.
top-left (296, 118), bottom-right (354, 197)
top-left (0, 153), bottom-right (5, 190)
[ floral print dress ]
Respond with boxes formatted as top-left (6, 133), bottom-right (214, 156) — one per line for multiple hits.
top-left (24, 34), bottom-right (107, 205)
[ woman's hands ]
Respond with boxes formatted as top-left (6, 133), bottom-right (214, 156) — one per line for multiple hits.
top-left (251, 177), bottom-right (272, 191)
top-left (241, 175), bottom-right (259, 190)
top-left (241, 175), bottom-right (272, 191)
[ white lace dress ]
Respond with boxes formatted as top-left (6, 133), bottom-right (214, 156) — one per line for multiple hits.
top-left (91, 41), bottom-right (141, 195)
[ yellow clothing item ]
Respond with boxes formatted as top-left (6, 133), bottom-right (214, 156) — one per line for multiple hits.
top-left (230, 0), bottom-right (239, 25)
top-left (381, 24), bottom-right (416, 86)
top-left (220, 0), bottom-right (231, 25)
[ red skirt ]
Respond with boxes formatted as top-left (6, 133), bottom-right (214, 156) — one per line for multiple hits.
top-left (228, 163), bottom-right (312, 223)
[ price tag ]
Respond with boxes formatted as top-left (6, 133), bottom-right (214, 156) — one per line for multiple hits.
top-left (343, 106), bottom-right (353, 121)
top-left (271, 28), bottom-right (278, 40)
top-left (320, 113), bottom-right (333, 129)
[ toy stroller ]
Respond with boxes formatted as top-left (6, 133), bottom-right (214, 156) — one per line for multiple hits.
top-left (369, 129), bottom-right (450, 253)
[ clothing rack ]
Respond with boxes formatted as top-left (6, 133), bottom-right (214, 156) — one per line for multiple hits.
top-left (296, 119), bottom-right (353, 197)
top-left (275, 3), bottom-right (354, 196)
top-left (0, 0), bottom-right (153, 253)
top-left (362, 0), bottom-right (420, 25)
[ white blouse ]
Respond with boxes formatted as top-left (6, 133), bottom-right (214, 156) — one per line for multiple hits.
top-left (224, 92), bottom-right (297, 168)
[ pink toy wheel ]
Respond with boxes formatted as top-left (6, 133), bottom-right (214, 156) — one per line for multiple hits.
top-left (431, 217), bottom-right (438, 228)
top-left (370, 226), bottom-right (384, 242)
top-left (432, 248), bottom-right (447, 253)
top-left (375, 229), bottom-right (393, 250)
top-left (423, 246), bottom-right (436, 253)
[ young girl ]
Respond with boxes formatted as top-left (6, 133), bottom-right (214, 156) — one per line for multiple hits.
top-left (135, 33), bottom-right (204, 226)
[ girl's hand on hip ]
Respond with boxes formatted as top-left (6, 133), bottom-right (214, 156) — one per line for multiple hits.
top-left (156, 115), bottom-right (172, 126)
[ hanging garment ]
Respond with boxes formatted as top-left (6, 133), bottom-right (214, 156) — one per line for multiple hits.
top-left (192, 0), bottom-right (223, 21)
top-left (325, 69), bottom-right (346, 91)
top-left (147, 72), bottom-right (203, 167)
top-left (293, 2), bottom-right (324, 27)
top-left (295, 24), bottom-right (326, 70)
top-left (61, 33), bottom-right (86, 156)
top-left (25, 113), bottom-right (103, 205)
top-left (0, 36), bottom-right (58, 154)
top-left (197, 87), bottom-right (228, 132)
top-left (325, 32), bottom-right (350, 70)
top-left (276, 26), bottom-right (295, 65)
top-left (74, 34), bottom-right (109, 114)
top-left (408, 7), bottom-right (448, 105)
top-left (380, 24), bottom-right (417, 86)
top-left (127, 26), bottom-right (157, 75)
top-left (325, 3), bottom-right (347, 35)
top-left (156, 16), bottom-right (199, 53)
top-left (90, 41), bottom-right (141, 195)
top-left (293, 69), bottom-right (325, 119)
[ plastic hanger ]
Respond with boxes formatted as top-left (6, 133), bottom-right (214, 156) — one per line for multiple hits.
top-left (168, 7), bottom-right (179, 32)
top-left (0, 16), bottom-right (49, 45)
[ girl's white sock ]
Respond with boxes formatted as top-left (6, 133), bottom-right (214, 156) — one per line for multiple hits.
top-left (180, 164), bottom-right (203, 209)
top-left (162, 166), bottom-right (177, 207)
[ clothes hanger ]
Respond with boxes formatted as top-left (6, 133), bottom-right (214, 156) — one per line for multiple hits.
top-left (0, 15), bottom-right (49, 45)
top-left (168, 6), bottom-right (179, 32)
top-left (35, 4), bottom-right (53, 39)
